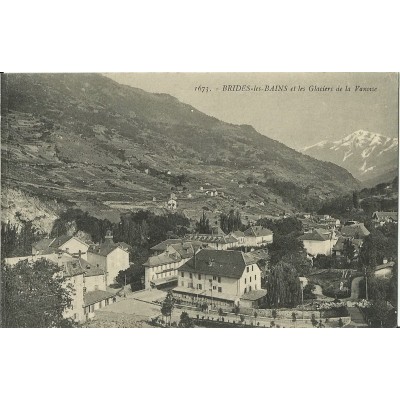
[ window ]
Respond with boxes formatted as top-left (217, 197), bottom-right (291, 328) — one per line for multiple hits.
top-left (218, 277), bottom-right (221, 283)
top-left (255, 284), bottom-right (258, 290)
top-left (213, 276), bottom-right (217, 281)
top-left (198, 274), bottom-right (201, 280)
top-left (250, 277), bottom-right (252, 282)
top-left (254, 275), bottom-right (257, 280)
top-left (198, 284), bottom-right (202, 290)
top-left (181, 281), bottom-right (184, 287)
top-left (252, 266), bottom-right (253, 271)
top-left (212, 286), bottom-right (216, 290)
top-left (245, 278), bottom-right (247, 284)
top-left (218, 287), bottom-right (222, 293)
top-left (74, 313), bottom-right (78, 320)
top-left (247, 267), bottom-right (249, 273)
top-left (181, 272), bottom-right (184, 278)
top-left (189, 273), bottom-right (193, 279)
top-left (249, 286), bottom-right (252, 292)
top-left (244, 288), bottom-right (247, 293)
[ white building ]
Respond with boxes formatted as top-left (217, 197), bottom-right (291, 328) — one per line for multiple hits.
top-left (32, 235), bottom-right (90, 260)
top-left (167, 199), bottom-right (177, 210)
top-left (87, 231), bottom-right (130, 286)
top-left (144, 241), bottom-right (203, 289)
top-left (299, 229), bottom-right (337, 257)
top-left (173, 249), bottom-right (267, 309)
top-left (243, 226), bottom-right (273, 247)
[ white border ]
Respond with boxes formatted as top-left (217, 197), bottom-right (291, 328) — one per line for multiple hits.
top-left (1, 2), bottom-right (399, 400)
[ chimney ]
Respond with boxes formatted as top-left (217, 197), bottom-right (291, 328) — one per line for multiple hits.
top-left (104, 230), bottom-right (113, 244)
top-left (383, 258), bottom-right (388, 264)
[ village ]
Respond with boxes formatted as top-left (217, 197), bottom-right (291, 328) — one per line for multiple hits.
top-left (3, 206), bottom-right (397, 328)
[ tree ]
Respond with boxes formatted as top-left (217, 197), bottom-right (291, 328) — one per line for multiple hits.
top-left (266, 263), bottom-right (302, 308)
top-left (343, 239), bottom-right (355, 264)
top-left (352, 191), bottom-right (360, 209)
top-left (161, 290), bottom-right (175, 326)
top-left (267, 233), bottom-right (304, 265)
top-left (195, 211), bottom-right (212, 234)
top-left (369, 300), bottom-right (391, 327)
top-left (291, 312), bottom-right (297, 326)
top-left (178, 311), bottom-right (194, 328)
top-left (1, 259), bottom-right (76, 328)
top-left (220, 209), bottom-right (243, 233)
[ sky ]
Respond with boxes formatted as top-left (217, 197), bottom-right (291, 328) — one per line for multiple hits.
top-left (106, 72), bottom-right (398, 150)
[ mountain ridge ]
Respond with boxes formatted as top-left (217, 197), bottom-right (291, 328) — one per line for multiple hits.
top-left (1, 73), bottom-right (360, 228)
top-left (302, 130), bottom-right (398, 185)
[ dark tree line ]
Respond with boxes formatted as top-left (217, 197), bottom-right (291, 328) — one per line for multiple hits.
top-left (51, 209), bottom-right (112, 243)
top-left (219, 209), bottom-right (243, 233)
top-left (266, 263), bottom-right (302, 308)
top-left (195, 211), bottom-right (212, 234)
top-left (1, 221), bottom-right (41, 259)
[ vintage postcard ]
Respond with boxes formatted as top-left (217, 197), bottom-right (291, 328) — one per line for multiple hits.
top-left (1, 72), bottom-right (398, 328)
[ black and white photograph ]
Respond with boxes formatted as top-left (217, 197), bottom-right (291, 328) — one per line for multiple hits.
top-left (1, 72), bottom-right (398, 328)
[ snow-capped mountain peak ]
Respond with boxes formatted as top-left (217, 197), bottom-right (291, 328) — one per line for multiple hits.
top-left (302, 130), bottom-right (398, 183)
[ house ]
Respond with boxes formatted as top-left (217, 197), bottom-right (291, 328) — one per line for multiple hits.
top-left (243, 225), bottom-right (273, 247)
top-left (185, 231), bottom-right (238, 250)
top-left (372, 211), bottom-right (398, 226)
top-left (87, 231), bottom-right (130, 286)
top-left (298, 229), bottom-right (337, 257)
top-left (167, 199), bottom-right (177, 210)
top-left (332, 237), bottom-right (364, 258)
top-left (230, 230), bottom-right (246, 246)
top-left (341, 223), bottom-right (370, 239)
top-left (173, 249), bottom-right (267, 308)
top-left (32, 235), bottom-right (90, 260)
top-left (4, 252), bottom-right (117, 323)
top-left (374, 260), bottom-right (395, 279)
top-left (205, 189), bottom-right (218, 197)
top-left (143, 242), bottom-right (203, 289)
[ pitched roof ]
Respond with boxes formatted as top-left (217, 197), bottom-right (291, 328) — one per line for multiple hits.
top-left (169, 243), bottom-right (195, 259)
top-left (332, 237), bottom-right (364, 252)
top-left (150, 239), bottom-right (183, 251)
top-left (341, 223), bottom-right (370, 238)
top-left (49, 235), bottom-right (75, 248)
top-left (299, 229), bottom-right (332, 241)
top-left (372, 211), bottom-right (398, 220)
top-left (244, 226), bottom-right (273, 237)
top-left (63, 257), bottom-right (105, 277)
top-left (241, 289), bottom-right (268, 301)
top-left (185, 233), bottom-right (238, 245)
top-left (89, 241), bottom-right (130, 257)
top-left (231, 230), bottom-right (245, 238)
top-left (143, 252), bottom-right (181, 267)
top-left (84, 290), bottom-right (116, 306)
top-left (178, 249), bottom-right (256, 279)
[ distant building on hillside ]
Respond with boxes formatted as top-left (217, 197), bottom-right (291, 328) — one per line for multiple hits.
top-left (167, 199), bottom-right (177, 210)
